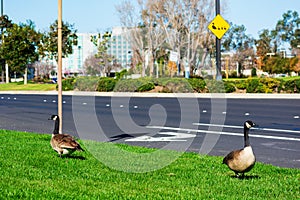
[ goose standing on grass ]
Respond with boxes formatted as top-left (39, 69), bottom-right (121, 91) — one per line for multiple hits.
top-left (223, 120), bottom-right (256, 178)
top-left (48, 115), bottom-right (84, 157)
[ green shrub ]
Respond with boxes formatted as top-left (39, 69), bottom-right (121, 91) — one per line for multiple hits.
top-left (205, 80), bottom-right (225, 93)
top-left (224, 82), bottom-right (236, 93)
top-left (61, 78), bottom-right (75, 91)
top-left (260, 78), bottom-right (280, 92)
top-left (246, 78), bottom-right (259, 93)
top-left (114, 78), bottom-right (155, 92)
top-left (97, 77), bottom-right (117, 92)
top-left (281, 79), bottom-right (300, 93)
top-left (295, 79), bottom-right (300, 93)
top-left (231, 80), bottom-right (247, 90)
top-left (75, 77), bottom-right (99, 91)
top-left (160, 78), bottom-right (194, 93)
top-left (187, 78), bottom-right (206, 93)
top-left (137, 82), bottom-right (155, 92)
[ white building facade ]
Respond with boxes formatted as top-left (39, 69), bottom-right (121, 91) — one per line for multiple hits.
top-left (62, 33), bottom-right (97, 74)
top-left (58, 28), bottom-right (132, 75)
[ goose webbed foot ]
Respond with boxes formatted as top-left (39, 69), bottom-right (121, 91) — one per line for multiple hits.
top-left (235, 172), bottom-right (245, 179)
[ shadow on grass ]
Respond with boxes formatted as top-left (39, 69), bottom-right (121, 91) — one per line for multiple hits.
top-left (57, 155), bottom-right (86, 160)
top-left (230, 175), bottom-right (261, 180)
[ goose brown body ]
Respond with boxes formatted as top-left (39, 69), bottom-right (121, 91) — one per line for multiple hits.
top-left (49, 115), bottom-right (84, 157)
top-left (223, 121), bottom-right (256, 177)
top-left (50, 133), bottom-right (84, 156)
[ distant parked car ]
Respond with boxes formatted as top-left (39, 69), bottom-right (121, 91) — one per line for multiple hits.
top-left (275, 74), bottom-right (287, 77)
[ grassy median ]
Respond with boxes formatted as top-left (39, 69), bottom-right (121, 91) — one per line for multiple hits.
top-left (0, 82), bottom-right (56, 91)
top-left (0, 130), bottom-right (299, 199)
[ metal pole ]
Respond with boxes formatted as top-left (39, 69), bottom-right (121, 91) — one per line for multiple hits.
top-left (1, 0), bottom-right (3, 16)
top-left (215, 0), bottom-right (222, 80)
top-left (1, 0), bottom-right (4, 83)
top-left (58, 0), bottom-right (63, 133)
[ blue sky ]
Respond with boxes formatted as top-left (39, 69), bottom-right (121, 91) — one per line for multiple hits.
top-left (4, 0), bottom-right (300, 38)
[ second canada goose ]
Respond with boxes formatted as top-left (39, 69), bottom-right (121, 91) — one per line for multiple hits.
top-left (223, 120), bottom-right (256, 178)
top-left (48, 115), bottom-right (84, 157)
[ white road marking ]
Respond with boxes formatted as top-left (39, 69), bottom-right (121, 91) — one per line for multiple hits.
top-left (146, 125), bottom-right (300, 142)
top-left (125, 132), bottom-right (196, 142)
top-left (193, 123), bottom-right (300, 134)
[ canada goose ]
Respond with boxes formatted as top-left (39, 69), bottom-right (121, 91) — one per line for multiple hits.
top-left (48, 115), bottom-right (84, 157)
top-left (223, 120), bottom-right (256, 178)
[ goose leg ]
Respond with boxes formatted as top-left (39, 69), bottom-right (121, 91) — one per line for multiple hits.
top-left (235, 172), bottom-right (239, 178)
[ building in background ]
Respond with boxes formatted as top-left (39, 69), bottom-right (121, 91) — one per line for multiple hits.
top-left (62, 33), bottom-right (97, 75)
top-left (56, 28), bottom-right (132, 75)
top-left (107, 27), bottom-right (132, 69)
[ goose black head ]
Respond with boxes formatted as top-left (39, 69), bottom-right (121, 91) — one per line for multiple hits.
top-left (48, 115), bottom-right (59, 121)
top-left (244, 120), bottom-right (256, 129)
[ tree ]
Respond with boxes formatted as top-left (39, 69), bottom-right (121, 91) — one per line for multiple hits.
top-left (41, 20), bottom-right (78, 61)
top-left (255, 29), bottom-right (272, 69)
top-left (275, 10), bottom-right (300, 49)
top-left (91, 33), bottom-right (121, 76)
top-left (116, 0), bottom-right (149, 77)
top-left (222, 23), bottom-right (255, 76)
top-left (0, 15), bottom-right (13, 82)
top-left (154, 0), bottom-right (216, 76)
top-left (0, 21), bottom-right (42, 83)
top-left (116, 0), bottom-right (218, 77)
top-left (83, 54), bottom-right (102, 76)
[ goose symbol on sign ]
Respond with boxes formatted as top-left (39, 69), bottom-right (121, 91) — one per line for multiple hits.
top-left (208, 14), bottom-right (230, 39)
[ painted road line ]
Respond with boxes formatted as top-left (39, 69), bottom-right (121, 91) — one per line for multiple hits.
top-left (193, 123), bottom-right (300, 134)
top-left (146, 126), bottom-right (300, 142)
top-left (126, 132), bottom-right (196, 142)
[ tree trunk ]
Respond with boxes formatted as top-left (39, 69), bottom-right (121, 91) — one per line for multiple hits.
top-left (5, 64), bottom-right (9, 83)
top-left (24, 67), bottom-right (28, 85)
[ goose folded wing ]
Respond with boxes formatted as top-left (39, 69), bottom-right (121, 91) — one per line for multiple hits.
top-left (223, 149), bottom-right (242, 164)
top-left (55, 134), bottom-right (80, 149)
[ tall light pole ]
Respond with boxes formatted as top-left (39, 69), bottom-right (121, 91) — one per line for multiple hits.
top-left (58, 0), bottom-right (63, 133)
top-left (215, 0), bottom-right (222, 80)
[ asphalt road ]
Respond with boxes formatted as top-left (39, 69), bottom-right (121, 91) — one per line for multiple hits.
top-left (0, 93), bottom-right (299, 169)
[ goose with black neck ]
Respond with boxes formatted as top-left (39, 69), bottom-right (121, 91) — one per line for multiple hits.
top-left (48, 115), bottom-right (84, 157)
top-left (223, 120), bottom-right (257, 178)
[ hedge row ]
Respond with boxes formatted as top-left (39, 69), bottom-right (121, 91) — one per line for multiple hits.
top-left (61, 76), bottom-right (300, 93)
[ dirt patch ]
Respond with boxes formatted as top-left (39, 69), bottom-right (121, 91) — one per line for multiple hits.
top-left (148, 86), bottom-right (164, 93)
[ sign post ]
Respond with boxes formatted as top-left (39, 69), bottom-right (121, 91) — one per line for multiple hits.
top-left (58, 0), bottom-right (63, 133)
top-left (208, 0), bottom-right (230, 80)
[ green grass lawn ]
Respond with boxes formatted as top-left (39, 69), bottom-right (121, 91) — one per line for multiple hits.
top-left (0, 82), bottom-right (56, 91)
top-left (0, 130), bottom-right (299, 199)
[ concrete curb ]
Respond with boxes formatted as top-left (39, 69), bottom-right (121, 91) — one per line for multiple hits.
top-left (1, 90), bottom-right (300, 99)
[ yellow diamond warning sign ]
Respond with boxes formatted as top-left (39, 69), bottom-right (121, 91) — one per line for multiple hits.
top-left (208, 14), bottom-right (230, 39)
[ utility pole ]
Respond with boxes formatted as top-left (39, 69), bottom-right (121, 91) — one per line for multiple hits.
top-left (58, 0), bottom-right (63, 133)
top-left (215, 0), bottom-right (222, 80)
top-left (1, 0), bottom-right (4, 83)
